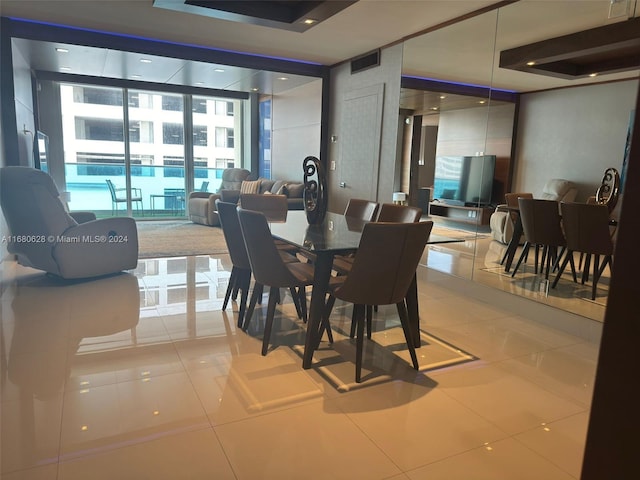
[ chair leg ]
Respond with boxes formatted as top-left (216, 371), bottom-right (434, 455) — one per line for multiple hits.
top-left (591, 254), bottom-right (601, 301)
top-left (289, 287), bottom-right (303, 319)
top-left (261, 286), bottom-right (280, 355)
top-left (317, 294), bottom-right (336, 348)
top-left (223, 267), bottom-right (238, 310)
top-left (552, 250), bottom-right (572, 289)
top-left (354, 304), bottom-right (366, 383)
top-left (237, 270), bottom-right (251, 329)
top-left (511, 242), bottom-right (531, 277)
top-left (243, 282), bottom-right (263, 331)
top-left (298, 286), bottom-right (308, 323)
top-left (396, 301), bottom-right (419, 370)
top-left (366, 305), bottom-right (373, 339)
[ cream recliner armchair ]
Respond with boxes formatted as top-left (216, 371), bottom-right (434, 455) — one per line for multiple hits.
top-left (490, 178), bottom-right (577, 244)
top-left (0, 166), bottom-right (138, 279)
top-left (188, 168), bottom-right (250, 226)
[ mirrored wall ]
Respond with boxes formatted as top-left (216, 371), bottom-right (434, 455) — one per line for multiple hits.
top-left (401, 1), bottom-right (639, 322)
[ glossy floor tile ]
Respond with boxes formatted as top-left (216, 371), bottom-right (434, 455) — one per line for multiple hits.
top-left (0, 248), bottom-right (601, 479)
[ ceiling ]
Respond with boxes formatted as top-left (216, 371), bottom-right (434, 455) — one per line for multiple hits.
top-left (2, 0), bottom-right (639, 110)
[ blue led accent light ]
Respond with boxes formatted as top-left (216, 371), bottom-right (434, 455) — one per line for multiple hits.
top-left (403, 75), bottom-right (517, 94)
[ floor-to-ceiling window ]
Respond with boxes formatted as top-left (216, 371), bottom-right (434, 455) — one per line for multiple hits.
top-left (54, 83), bottom-right (244, 218)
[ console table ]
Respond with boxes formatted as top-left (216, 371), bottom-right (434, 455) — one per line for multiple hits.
top-left (428, 202), bottom-right (493, 226)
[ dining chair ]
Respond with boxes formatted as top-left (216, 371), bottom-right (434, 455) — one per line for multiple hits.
top-left (376, 203), bottom-right (423, 222)
top-left (239, 193), bottom-right (288, 221)
top-left (344, 198), bottom-right (380, 221)
top-left (237, 208), bottom-right (320, 355)
top-left (510, 198), bottom-right (567, 280)
top-left (552, 202), bottom-right (614, 301)
top-left (215, 200), bottom-right (253, 328)
top-left (106, 179), bottom-right (143, 215)
top-left (324, 221), bottom-right (433, 383)
top-left (334, 203), bottom-right (423, 339)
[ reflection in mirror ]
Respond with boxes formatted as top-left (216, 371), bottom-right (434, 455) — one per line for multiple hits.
top-left (402, 1), bottom-right (639, 322)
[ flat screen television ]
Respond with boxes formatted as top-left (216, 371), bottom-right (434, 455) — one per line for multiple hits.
top-left (432, 155), bottom-right (496, 207)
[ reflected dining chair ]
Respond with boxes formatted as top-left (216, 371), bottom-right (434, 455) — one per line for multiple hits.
top-left (324, 221), bottom-right (433, 383)
top-left (510, 198), bottom-right (567, 280)
top-left (552, 202), bottom-right (614, 301)
top-left (237, 208), bottom-right (320, 355)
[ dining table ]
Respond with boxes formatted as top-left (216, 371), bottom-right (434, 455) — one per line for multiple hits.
top-left (269, 210), bottom-right (464, 369)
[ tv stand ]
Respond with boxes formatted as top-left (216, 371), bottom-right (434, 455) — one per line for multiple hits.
top-left (428, 202), bottom-right (493, 225)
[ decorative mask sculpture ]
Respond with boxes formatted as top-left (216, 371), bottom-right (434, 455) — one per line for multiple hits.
top-left (303, 155), bottom-right (328, 224)
top-left (595, 167), bottom-right (620, 212)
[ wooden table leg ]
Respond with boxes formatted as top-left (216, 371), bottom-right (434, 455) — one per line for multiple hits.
top-left (302, 250), bottom-right (334, 369)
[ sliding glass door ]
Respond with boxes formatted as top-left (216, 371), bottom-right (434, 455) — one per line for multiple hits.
top-left (55, 83), bottom-right (243, 218)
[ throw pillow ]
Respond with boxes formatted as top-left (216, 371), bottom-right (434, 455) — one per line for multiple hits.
top-left (240, 180), bottom-right (261, 194)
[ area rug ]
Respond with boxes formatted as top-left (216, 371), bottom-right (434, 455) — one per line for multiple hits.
top-left (291, 323), bottom-right (477, 392)
top-left (136, 220), bottom-right (228, 258)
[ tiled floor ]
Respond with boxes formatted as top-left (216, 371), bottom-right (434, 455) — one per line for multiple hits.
top-left (0, 245), bottom-right (601, 479)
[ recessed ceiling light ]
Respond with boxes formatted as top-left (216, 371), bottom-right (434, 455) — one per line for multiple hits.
top-left (589, 72), bottom-right (598, 77)
top-left (140, 58), bottom-right (152, 64)
top-left (526, 61), bottom-right (536, 66)
top-left (130, 74), bottom-right (141, 79)
top-left (439, 95), bottom-right (446, 99)
top-left (60, 66), bottom-right (71, 71)
top-left (195, 81), bottom-right (204, 85)
top-left (478, 100), bottom-right (486, 104)
top-left (277, 76), bottom-right (289, 81)
top-left (430, 107), bottom-right (439, 111)
top-left (303, 18), bottom-right (317, 25)
top-left (251, 88), bottom-right (259, 92)
top-left (214, 68), bottom-right (225, 73)
top-left (55, 47), bottom-right (69, 53)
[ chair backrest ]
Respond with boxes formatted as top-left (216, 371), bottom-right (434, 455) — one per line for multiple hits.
top-left (518, 198), bottom-right (565, 247)
top-left (106, 179), bottom-right (119, 201)
top-left (376, 203), bottom-right (422, 223)
top-left (215, 200), bottom-right (251, 270)
top-left (344, 198), bottom-right (379, 221)
top-left (219, 168), bottom-right (251, 192)
top-left (240, 193), bottom-right (288, 221)
top-left (505, 192), bottom-right (533, 209)
top-left (334, 221), bottom-right (433, 306)
top-left (0, 166), bottom-right (77, 272)
top-left (237, 208), bottom-right (303, 287)
top-left (560, 202), bottom-right (614, 255)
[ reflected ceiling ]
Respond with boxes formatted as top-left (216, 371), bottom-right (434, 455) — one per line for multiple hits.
top-left (3, 1), bottom-right (640, 97)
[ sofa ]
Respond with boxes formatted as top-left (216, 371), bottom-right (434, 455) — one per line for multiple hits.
top-left (232, 178), bottom-right (306, 211)
top-left (188, 169), bottom-right (305, 226)
top-left (490, 178), bottom-right (578, 244)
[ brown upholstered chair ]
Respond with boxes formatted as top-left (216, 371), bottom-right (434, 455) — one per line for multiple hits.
top-left (324, 221), bottom-right (433, 383)
top-left (333, 203), bottom-right (424, 338)
top-left (237, 208), bottom-right (319, 355)
top-left (376, 203), bottom-right (423, 223)
top-left (490, 192), bottom-right (533, 244)
top-left (552, 202), bottom-right (614, 301)
top-left (344, 198), bottom-right (380, 221)
top-left (216, 200), bottom-right (253, 328)
top-left (511, 198), bottom-right (567, 279)
top-left (239, 193), bottom-right (288, 222)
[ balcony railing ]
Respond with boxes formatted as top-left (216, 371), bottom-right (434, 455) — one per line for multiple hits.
top-left (64, 162), bottom-right (227, 218)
